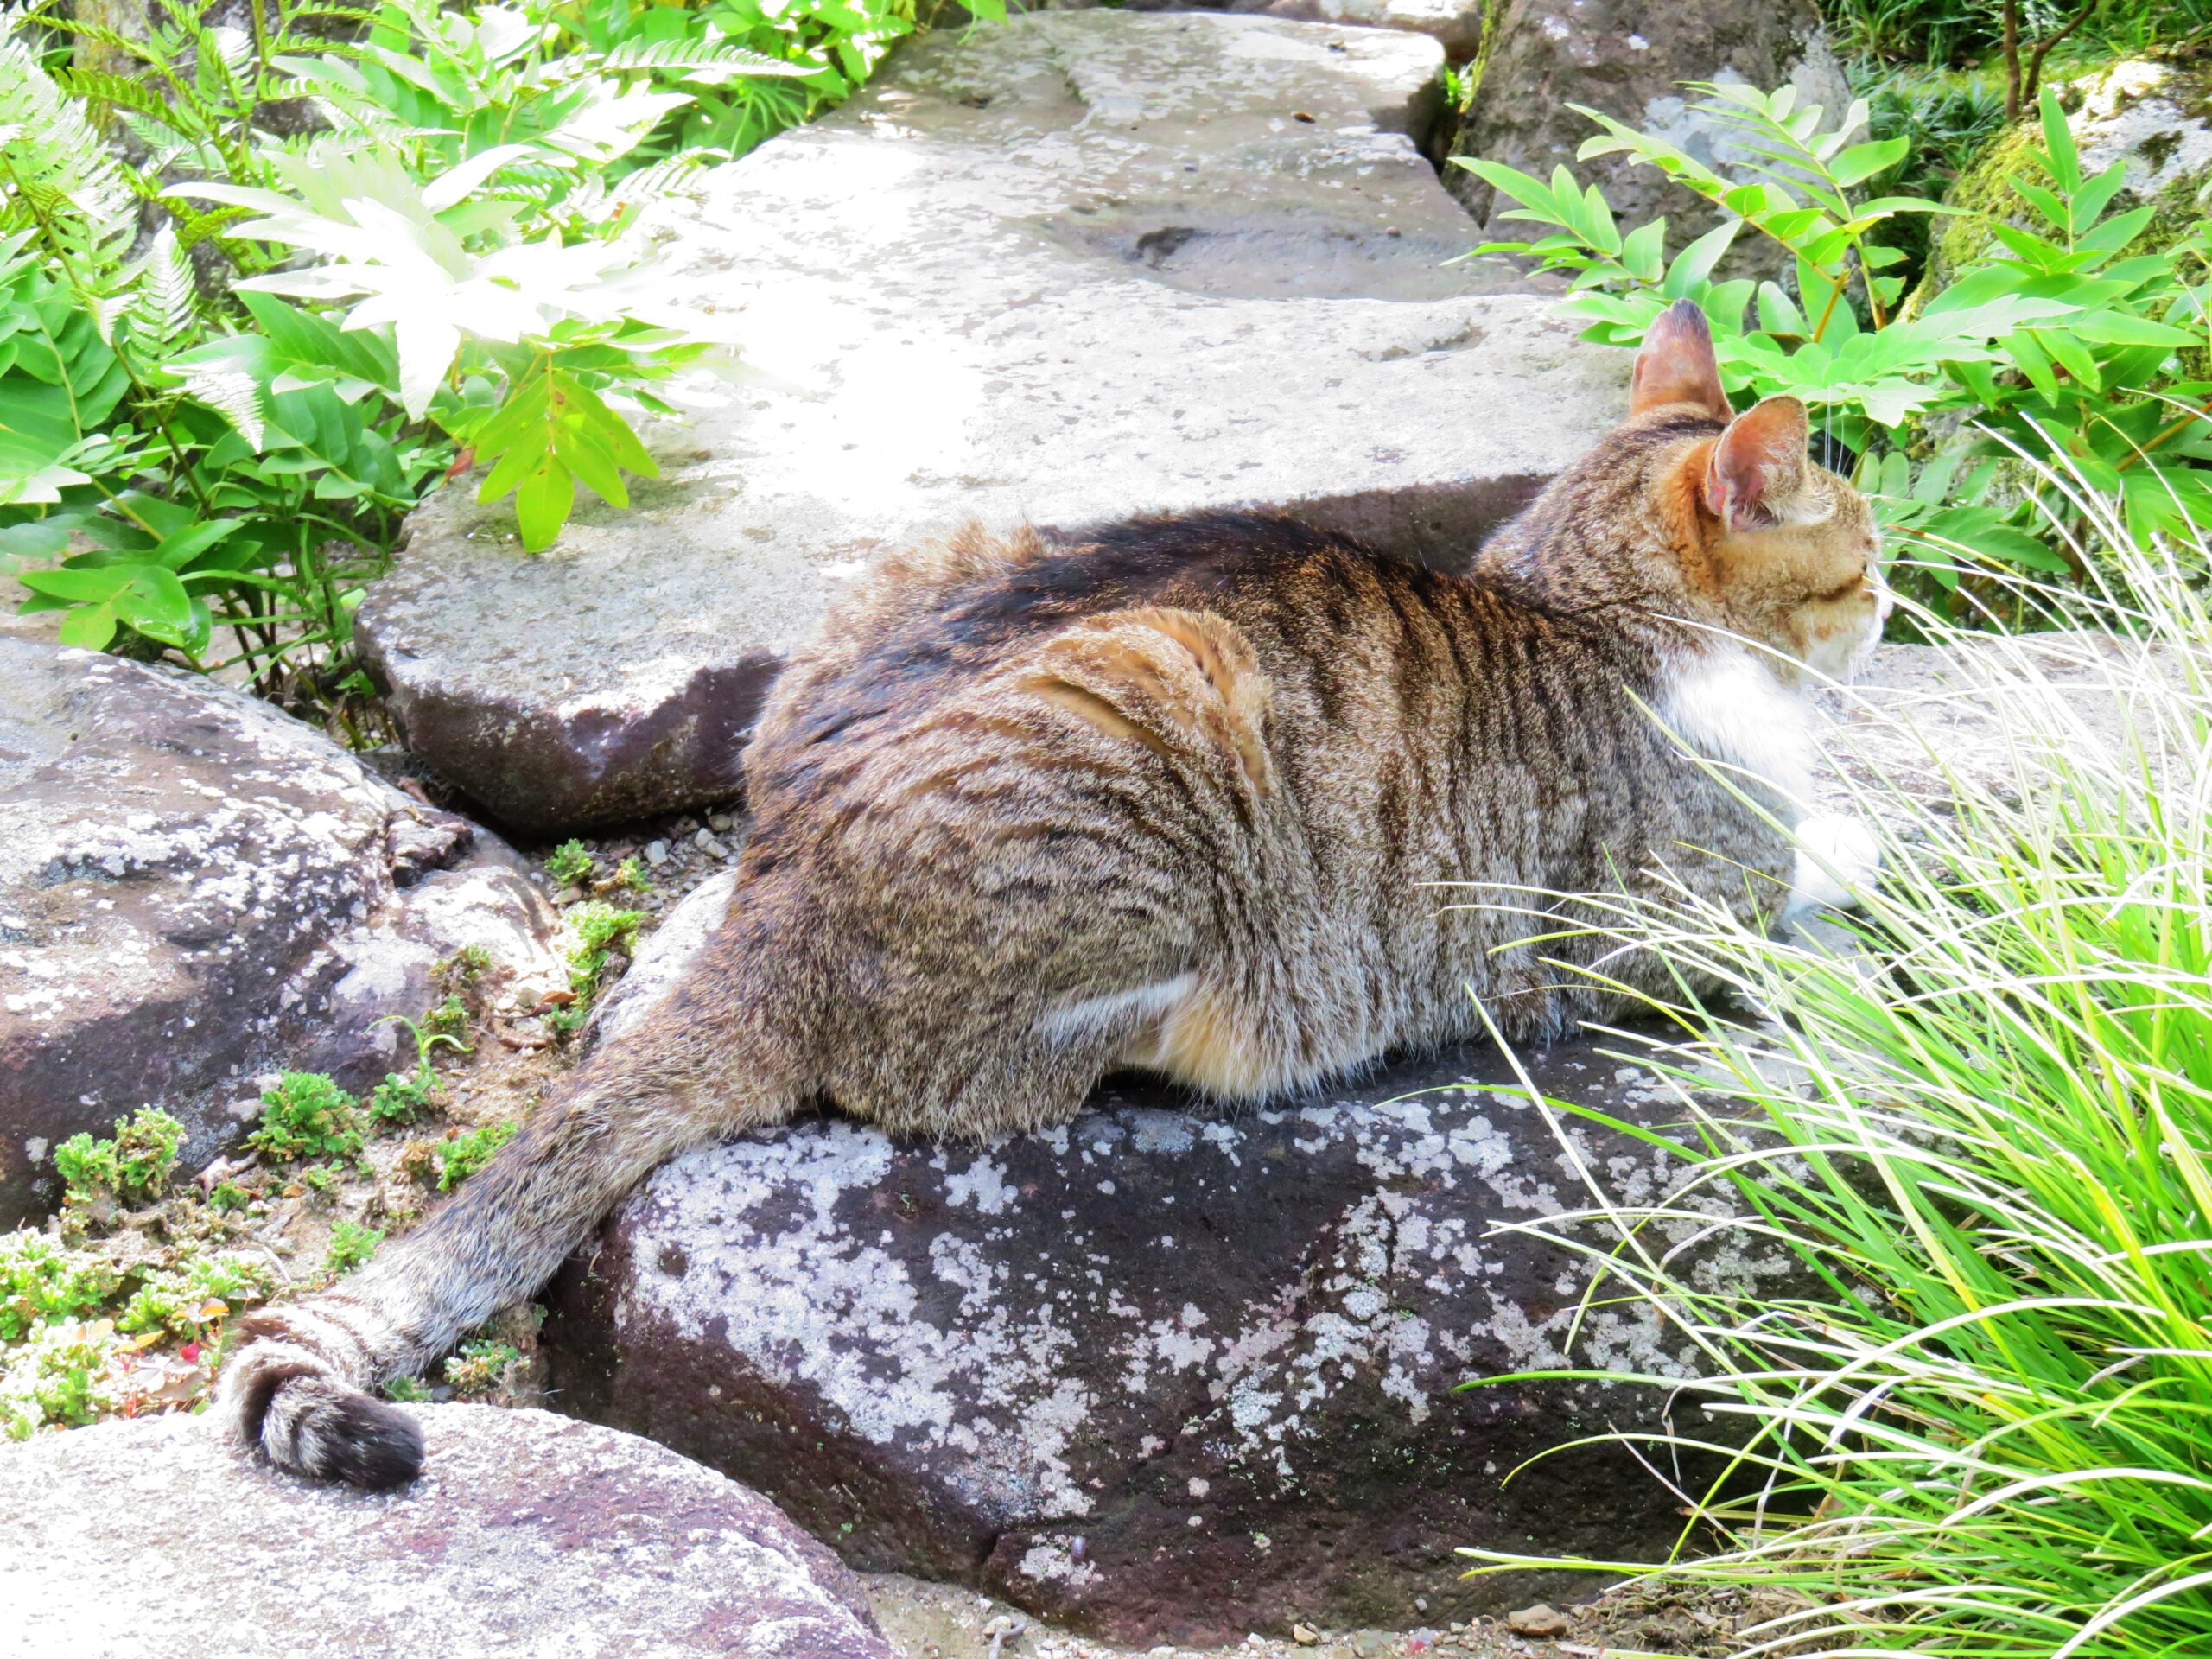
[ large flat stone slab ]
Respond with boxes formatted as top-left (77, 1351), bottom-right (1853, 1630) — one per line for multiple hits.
top-left (0, 622), bottom-right (562, 1227)
top-left (1117, 0), bottom-right (1487, 60)
top-left (0, 1406), bottom-right (895, 1659)
top-left (358, 10), bottom-right (1625, 835)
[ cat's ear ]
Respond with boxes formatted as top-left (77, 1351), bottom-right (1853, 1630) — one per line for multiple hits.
top-left (1628, 300), bottom-right (1731, 421)
top-left (1704, 396), bottom-right (1811, 533)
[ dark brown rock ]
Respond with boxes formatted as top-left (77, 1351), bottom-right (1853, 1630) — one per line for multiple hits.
top-left (0, 624), bottom-right (563, 1225)
top-left (0, 1405), bottom-right (896, 1659)
top-left (1448, 0), bottom-right (1850, 261)
top-left (543, 1032), bottom-right (1792, 1645)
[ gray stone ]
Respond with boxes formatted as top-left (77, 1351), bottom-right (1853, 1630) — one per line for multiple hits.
top-left (358, 10), bottom-right (1627, 836)
top-left (1114, 0), bottom-right (1486, 60)
top-left (0, 622), bottom-right (563, 1226)
top-left (544, 881), bottom-right (1789, 1644)
top-left (587, 868), bottom-right (737, 1051)
top-left (1447, 0), bottom-right (1851, 266)
top-left (1814, 633), bottom-right (2184, 826)
top-left (0, 1406), bottom-right (895, 1659)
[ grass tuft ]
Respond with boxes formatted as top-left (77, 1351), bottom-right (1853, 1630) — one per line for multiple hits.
top-left (1460, 464), bottom-right (2212, 1656)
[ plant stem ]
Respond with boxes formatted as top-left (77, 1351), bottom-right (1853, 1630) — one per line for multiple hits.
top-left (2024, 2), bottom-right (2097, 110)
top-left (2004, 0), bottom-right (2022, 122)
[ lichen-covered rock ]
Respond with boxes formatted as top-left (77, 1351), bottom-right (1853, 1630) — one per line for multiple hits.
top-left (543, 995), bottom-right (1789, 1643)
top-left (0, 623), bottom-right (563, 1226)
top-left (1447, 0), bottom-right (1851, 264)
top-left (1922, 59), bottom-right (2212, 302)
top-left (357, 10), bottom-right (1627, 836)
top-left (0, 1405), bottom-right (895, 1659)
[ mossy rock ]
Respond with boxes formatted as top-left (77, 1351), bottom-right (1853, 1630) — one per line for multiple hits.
top-left (1917, 58), bottom-right (2212, 306)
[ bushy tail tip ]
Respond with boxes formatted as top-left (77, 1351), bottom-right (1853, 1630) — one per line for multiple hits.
top-left (222, 1336), bottom-right (425, 1490)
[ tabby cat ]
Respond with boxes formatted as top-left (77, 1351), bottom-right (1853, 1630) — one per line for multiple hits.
top-left (219, 300), bottom-right (1889, 1487)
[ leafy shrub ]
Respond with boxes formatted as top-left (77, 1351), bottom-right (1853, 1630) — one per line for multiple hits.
top-left (1465, 479), bottom-right (2212, 1654)
top-left (51, 1109), bottom-right (187, 1209)
top-left (435, 1122), bottom-right (518, 1191)
top-left (1827, 0), bottom-right (2212, 78)
top-left (1460, 82), bottom-right (2210, 598)
top-left (0, 0), bottom-right (834, 711)
top-left (245, 1072), bottom-right (365, 1163)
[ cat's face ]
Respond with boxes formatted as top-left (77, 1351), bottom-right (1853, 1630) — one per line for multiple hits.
top-left (1630, 302), bottom-right (1892, 683)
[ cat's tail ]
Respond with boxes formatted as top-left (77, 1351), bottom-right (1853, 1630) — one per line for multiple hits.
top-left (216, 976), bottom-right (804, 1488)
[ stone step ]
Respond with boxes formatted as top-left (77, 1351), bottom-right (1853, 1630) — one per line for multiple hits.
top-left (0, 1405), bottom-right (895, 1658)
top-left (357, 10), bottom-right (1625, 836)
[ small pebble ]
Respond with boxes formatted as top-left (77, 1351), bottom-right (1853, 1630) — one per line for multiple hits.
top-left (643, 839), bottom-right (670, 868)
top-left (707, 812), bottom-right (734, 832)
top-left (1506, 1604), bottom-right (1568, 1638)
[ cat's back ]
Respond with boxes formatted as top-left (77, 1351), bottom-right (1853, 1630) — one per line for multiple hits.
top-left (743, 510), bottom-right (1483, 800)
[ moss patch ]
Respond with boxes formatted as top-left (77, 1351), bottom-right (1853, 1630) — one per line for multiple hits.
top-left (1918, 59), bottom-right (2212, 305)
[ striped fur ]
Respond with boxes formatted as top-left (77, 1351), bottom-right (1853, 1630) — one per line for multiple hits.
top-left (219, 302), bottom-right (1889, 1486)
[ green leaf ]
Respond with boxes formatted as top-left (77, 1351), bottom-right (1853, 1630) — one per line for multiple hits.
top-left (512, 453), bottom-right (575, 552)
top-left (1620, 219), bottom-right (1665, 283)
top-left (1827, 136), bottom-right (1909, 188)
top-left (2037, 86), bottom-right (2081, 194)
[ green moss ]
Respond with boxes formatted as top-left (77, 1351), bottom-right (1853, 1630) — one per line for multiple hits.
top-left (1917, 60), bottom-right (2212, 307)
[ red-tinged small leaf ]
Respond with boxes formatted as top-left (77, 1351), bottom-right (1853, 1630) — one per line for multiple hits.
top-left (445, 446), bottom-right (476, 480)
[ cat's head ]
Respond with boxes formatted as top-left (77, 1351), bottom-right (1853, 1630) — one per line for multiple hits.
top-left (1483, 300), bottom-right (1891, 684)
top-left (1627, 300), bottom-right (1891, 682)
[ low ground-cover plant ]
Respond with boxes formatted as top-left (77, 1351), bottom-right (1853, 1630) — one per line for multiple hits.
top-left (0, 968), bottom-right (498, 1436)
top-left (1460, 80), bottom-right (2210, 606)
top-left (433, 1121), bottom-right (519, 1191)
top-left (1464, 473), bottom-right (2212, 1653)
top-left (52, 1108), bottom-right (186, 1211)
top-left (1826, 0), bottom-right (2212, 83)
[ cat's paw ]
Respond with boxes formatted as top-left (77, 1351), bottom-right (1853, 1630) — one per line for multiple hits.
top-left (219, 1313), bottom-right (423, 1490)
top-left (1788, 813), bottom-right (1881, 916)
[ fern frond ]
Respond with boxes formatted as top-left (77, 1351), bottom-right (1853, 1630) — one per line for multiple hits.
top-left (196, 24), bottom-right (257, 115)
top-left (50, 67), bottom-right (175, 121)
top-left (173, 353), bottom-right (265, 448)
top-left (124, 226), bottom-right (201, 359)
top-left (597, 37), bottom-right (822, 83)
top-left (0, 33), bottom-right (139, 287)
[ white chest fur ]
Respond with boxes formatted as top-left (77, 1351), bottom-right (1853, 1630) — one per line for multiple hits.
top-left (1657, 647), bottom-right (1817, 808)
top-left (1658, 647), bottom-right (1882, 915)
